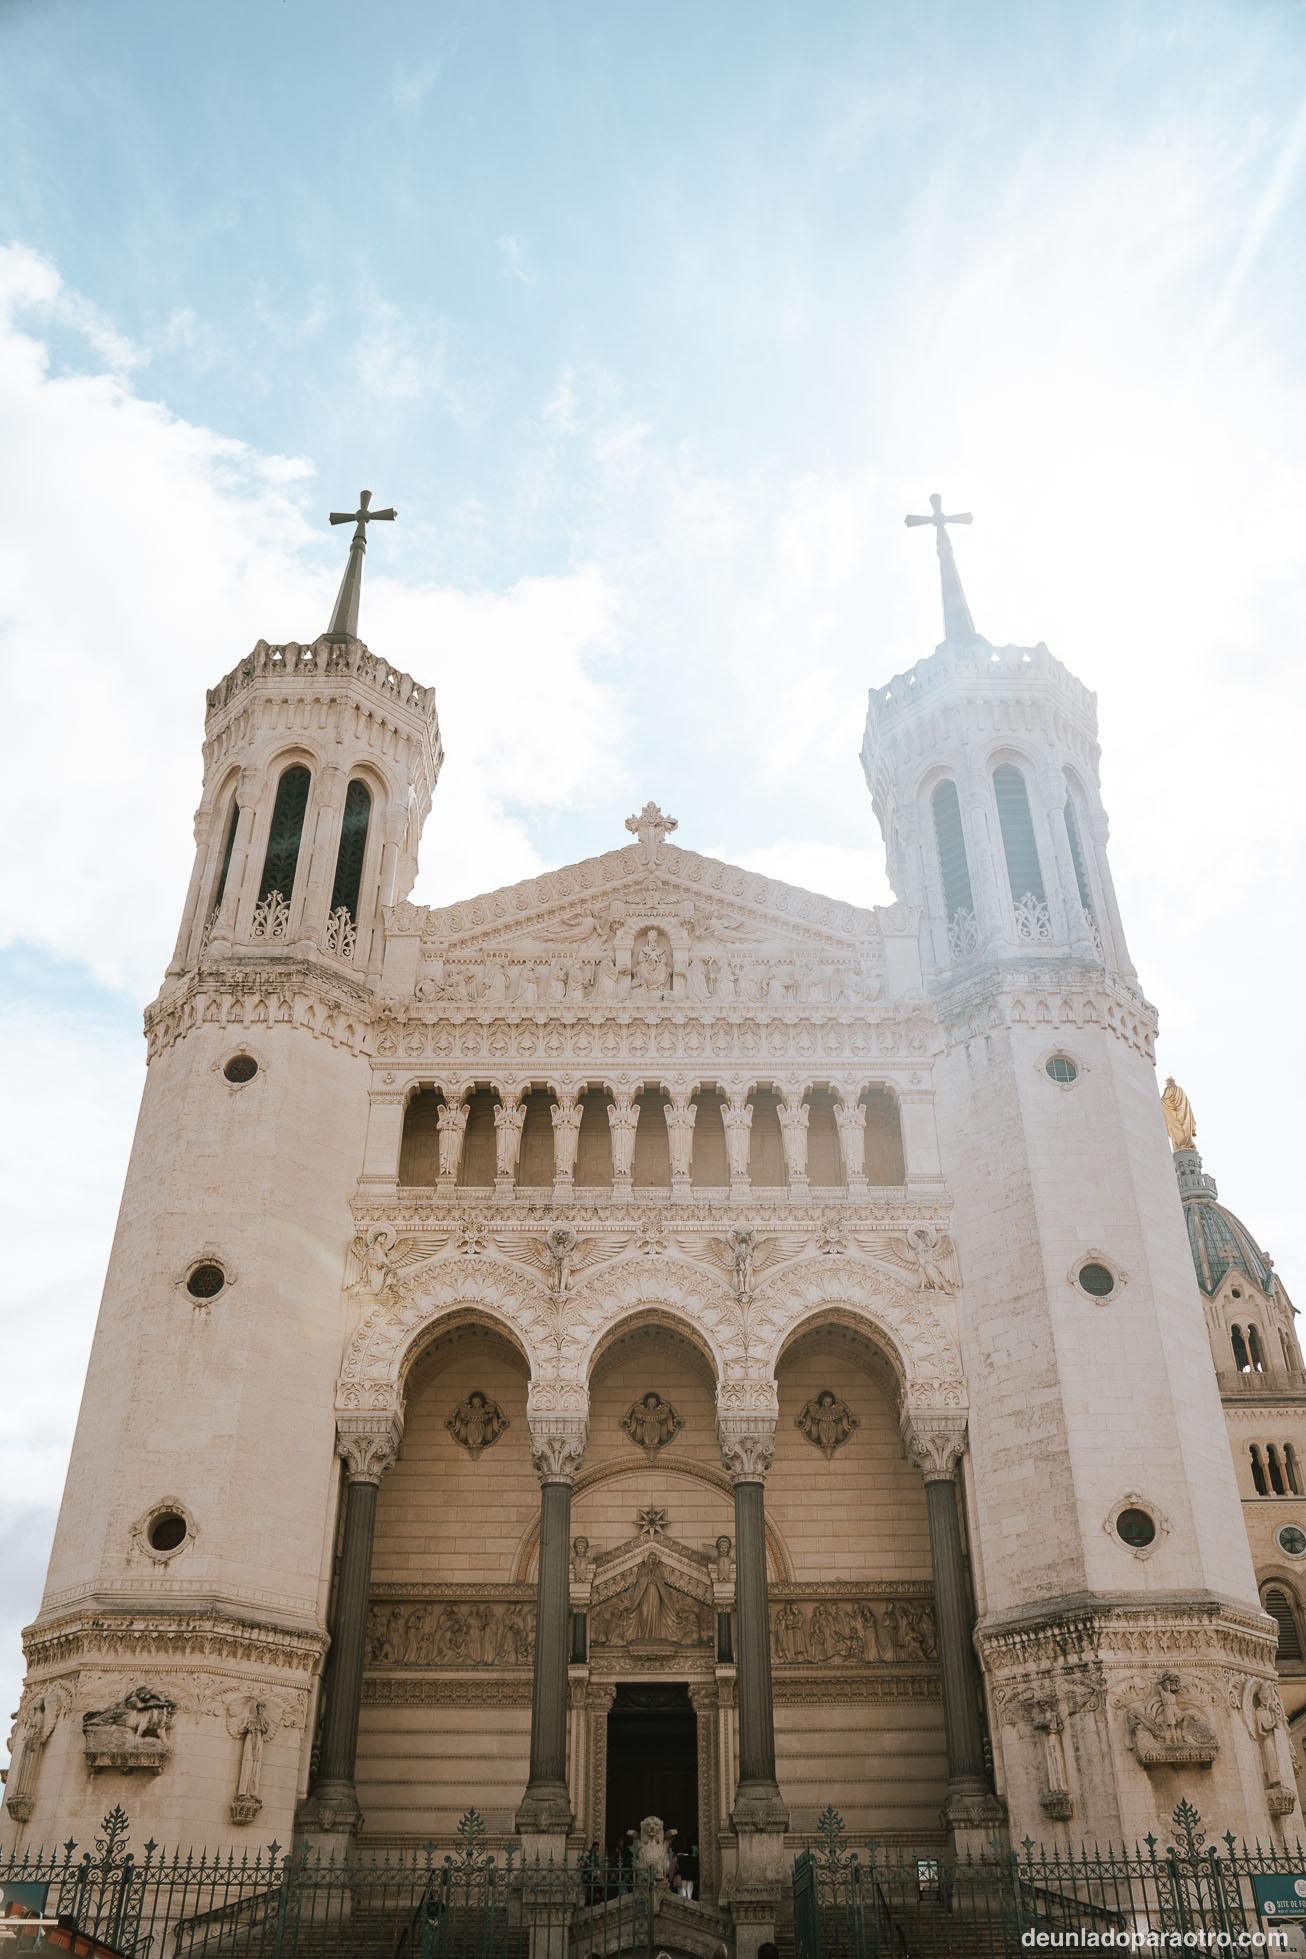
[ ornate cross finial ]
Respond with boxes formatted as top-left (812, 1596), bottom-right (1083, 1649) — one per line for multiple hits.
top-left (325, 489), bottom-right (397, 640)
top-left (625, 801), bottom-right (678, 867)
top-left (905, 491), bottom-right (976, 641)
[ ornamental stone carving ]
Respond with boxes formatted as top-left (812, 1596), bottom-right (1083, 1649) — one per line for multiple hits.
top-left (337, 1413), bottom-right (403, 1483)
top-left (1122, 1673), bottom-right (1219, 1768)
top-left (770, 1595), bottom-right (936, 1665)
top-left (545, 1224), bottom-right (580, 1294)
top-left (82, 1686), bottom-right (176, 1773)
top-left (621, 1391), bottom-right (683, 1458)
top-left (901, 1408), bottom-right (968, 1481)
top-left (905, 1224), bottom-right (955, 1292)
top-left (550, 1092), bottom-right (583, 1183)
top-left (796, 1389), bottom-right (859, 1459)
top-left (446, 1391), bottom-right (509, 1459)
top-left (591, 1554), bottom-right (711, 1650)
top-left (367, 1598), bottom-right (535, 1665)
top-left (493, 1096), bottom-right (526, 1182)
top-left (226, 1695), bottom-right (280, 1825)
top-left (1241, 1677), bottom-right (1296, 1811)
top-left (4, 1688), bottom-right (65, 1821)
top-left (529, 1413), bottom-right (588, 1483)
top-left (350, 1223), bottom-right (400, 1296)
top-left (436, 1097), bottom-right (469, 1182)
top-left (717, 1404), bottom-right (778, 1483)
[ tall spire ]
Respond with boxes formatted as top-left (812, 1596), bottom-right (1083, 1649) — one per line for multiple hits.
top-left (905, 492), bottom-right (976, 640)
top-left (326, 489), bottom-right (397, 639)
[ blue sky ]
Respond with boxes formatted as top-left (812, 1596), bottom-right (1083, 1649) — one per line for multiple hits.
top-left (3, 0), bottom-right (1306, 1768)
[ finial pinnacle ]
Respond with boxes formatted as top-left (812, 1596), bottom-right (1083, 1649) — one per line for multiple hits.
top-left (905, 492), bottom-right (976, 640)
top-left (325, 489), bottom-right (397, 640)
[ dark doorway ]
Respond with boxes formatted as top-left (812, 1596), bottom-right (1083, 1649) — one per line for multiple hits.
top-left (604, 1683), bottom-right (698, 1864)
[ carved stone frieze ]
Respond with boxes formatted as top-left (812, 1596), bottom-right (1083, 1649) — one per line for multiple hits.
top-left (366, 1597), bottom-right (536, 1667)
top-left (771, 1594), bottom-right (935, 1664)
top-left (22, 1610), bottom-right (327, 1675)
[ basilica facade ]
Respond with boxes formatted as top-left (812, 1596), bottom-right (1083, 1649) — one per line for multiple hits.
top-left (4, 505), bottom-right (1301, 1945)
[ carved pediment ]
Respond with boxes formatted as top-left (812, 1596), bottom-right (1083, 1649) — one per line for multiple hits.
top-left (390, 839), bottom-right (886, 1012)
top-left (589, 1543), bottom-right (714, 1651)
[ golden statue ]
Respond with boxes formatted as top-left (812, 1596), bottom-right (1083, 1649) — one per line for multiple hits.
top-left (1161, 1077), bottom-right (1197, 1154)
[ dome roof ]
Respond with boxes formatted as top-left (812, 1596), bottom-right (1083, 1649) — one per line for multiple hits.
top-left (1174, 1151), bottom-right (1277, 1299)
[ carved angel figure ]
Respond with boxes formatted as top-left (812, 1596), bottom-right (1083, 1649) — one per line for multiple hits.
top-left (796, 1389), bottom-right (859, 1460)
top-left (906, 1224), bottom-right (954, 1292)
top-left (711, 1534), bottom-right (735, 1584)
top-left (571, 1535), bottom-right (595, 1583)
top-left (446, 1390), bottom-right (509, 1459)
top-left (622, 1391), bottom-right (683, 1457)
top-left (726, 1226), bottom-right (756, 1298)
top-left (546, 1223), bottom-right (580, 1293)
top-left (1161, 1077), bottom-right (1197, 1153)
top-left (351, 1223), bottom-right (400, 1295)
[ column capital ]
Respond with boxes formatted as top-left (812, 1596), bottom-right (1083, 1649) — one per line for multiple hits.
top-left (717, 1391), bottom-right (779, 1484)
top-left (528, 1413), bottom-right (589, 1484)
top-left (335, 1413), bottom-right (403, 1484)
top-left (902, 1407), bottom-right (968, 1481)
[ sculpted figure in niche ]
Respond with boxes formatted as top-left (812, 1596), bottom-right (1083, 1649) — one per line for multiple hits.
top-left (631, 930), bottom-right (672, 993)
top-left (622, 1391), bottom-right (683, 1458)
top-left (446, 1391), bottom-right (509, 1459)
top-left (351, 1222), bottom-right (400, 1295)
top-left (229, 1700), bottom-right (273, 1823)
top-left (608, 1555), bottom-right (706, 1646)
top-left (726, 1226), bottom-right (756, 1298)
top-left (796, 1389), bottom-right (859, 1460)
top-left (711, 1535), bottom-right (734, 1584)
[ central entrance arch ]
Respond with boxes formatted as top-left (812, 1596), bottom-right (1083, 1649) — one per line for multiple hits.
top-left (604, 1683), bottom-right (699, 1865)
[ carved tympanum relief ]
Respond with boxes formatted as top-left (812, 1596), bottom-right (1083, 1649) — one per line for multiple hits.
top-left (590, 1554), bottom-right (712, 1650)
top-left (621, 1392), bottom-right (683, 1459)
top-left (446, 1392), bottom-right (509, 1458)
top-left (796, 1389), bottom-right (859, 1459)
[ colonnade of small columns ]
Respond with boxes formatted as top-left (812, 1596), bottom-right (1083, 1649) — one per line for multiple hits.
top-left (391, 1080), bottom-right (914, 1193)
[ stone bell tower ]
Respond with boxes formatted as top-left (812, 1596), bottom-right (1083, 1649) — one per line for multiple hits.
top-left (861, 499), bottom-right (1283, 1842)
top-left (9, 500), bottom-right (441, 1848)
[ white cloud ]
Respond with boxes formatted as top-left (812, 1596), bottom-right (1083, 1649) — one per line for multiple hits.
top-left (0, 247), bottom-right (626, 997)
top-left (498, 235), bottom-right (538, 286)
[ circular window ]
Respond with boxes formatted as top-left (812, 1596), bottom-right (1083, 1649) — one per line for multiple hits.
top-left (1046, 1055), bottom-right (1078, 1084)
top-left (224, 1054), bottom-right (258, 1084)
top-left (148, 1511), bottom-right (188, 1552)
top-left (1078, 1261), bottom-right (1115, 1298)
top-left (186, 1263), bottom-right (226, 1299)
top-left (1278, 1526), bottom-right (1306, 1558)
top-left (1116, 1507), bottom-right (1157, 1549)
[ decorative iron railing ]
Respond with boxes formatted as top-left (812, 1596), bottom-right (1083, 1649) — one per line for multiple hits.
top-left (792, 1801), bottom-right (1306, 1959)
top-left (0, 1807), bottom-right (660, 1959)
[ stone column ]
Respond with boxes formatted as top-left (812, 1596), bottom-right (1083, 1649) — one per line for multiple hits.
top-left (494, 1089), bottom-right (527, 1192)
top-left (298, 1414), bottom-right (402, 1847)
top-left (834, 1098), bottom-right (868, 1194)
top-left (607, 1089), bottom-right (639, 1193)
top-left (901, 1409), bottom-right (1003, 1850)
top-left (516, 1407), bottom-right (588, 1853)
top-left (666, 1093), bottom-right (698, 1198)
top-left (717, 1395), bottom-right (788, 1937)
top-left (436, 1093), bottom-right (470, 1188)
top-left (722, 1096), bottom-right (753, 1202)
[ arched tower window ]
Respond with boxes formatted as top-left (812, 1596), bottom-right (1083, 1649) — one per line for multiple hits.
top-left (1231, 1325), bottom-right (1250, 1372)
top-left (330, 780), bottom-right (372, 923)
top-left (1063, 793), bottom-right (1095, 914)
top-left (259, 765), bottom-right (311, 902)
top-left (1268, 1445), bottom-right (1288, 1496)
top-left (931, 781), bottom-right (976, 958)
top-left (1248, 1325), bottom-right (1267, 1372)
top-left (1264, 1585), bottom-right (1304, 1661)
top-left (993, 765), bottom-right (1046, 908)
top-left (1251, 1444), bottom-right (1269, 1495)
top-left (212, 798), bottom-right (240, 912)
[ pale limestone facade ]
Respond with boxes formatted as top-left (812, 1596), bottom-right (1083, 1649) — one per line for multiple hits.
top-left (4, 527), bottom-right (1301, 1911)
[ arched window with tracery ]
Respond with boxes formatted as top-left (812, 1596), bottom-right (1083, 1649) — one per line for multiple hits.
top-left (993, 764), bottom-right (1048, 938)
top-left (330, 780), bottom-right (372, 923)
top-left (259, 765), bottom-right (311, 904)
top-left (931, 781), bottom-right (977, 960)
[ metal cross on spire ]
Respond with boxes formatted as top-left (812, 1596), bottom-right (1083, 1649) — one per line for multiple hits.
top-left (325, 489), bottom-right (397, 640)
top-left (905, 492), bottom-right (976, 641)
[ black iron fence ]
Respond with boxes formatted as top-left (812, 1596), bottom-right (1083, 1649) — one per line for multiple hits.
top-left (0, 1807), bottom-right (657, 1959)
top-left (792, 1801), bottom-right (1306, 1959)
